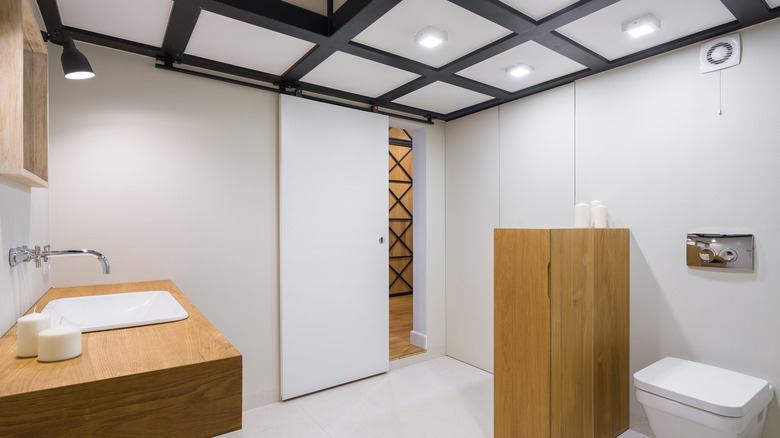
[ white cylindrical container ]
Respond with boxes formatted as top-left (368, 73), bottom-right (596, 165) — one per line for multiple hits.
top-left (574, 203), bottom-right (590, 228)
top-left (593, 205), bottom-right (608, 228)
top-left (38, 324), bottom-right (82, 362)
top-left (589, 200), bottom-right (602, 227)
top-left (16, 312), bottom-right (51, 357)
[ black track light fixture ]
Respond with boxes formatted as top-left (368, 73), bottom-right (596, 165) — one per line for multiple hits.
top-left (60, 36), bottom-right (95, 80)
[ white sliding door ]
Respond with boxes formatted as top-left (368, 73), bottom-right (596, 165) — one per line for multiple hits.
top-left (279, 95), bottom-right (389, 400)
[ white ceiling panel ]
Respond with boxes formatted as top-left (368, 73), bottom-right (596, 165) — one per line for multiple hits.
top-left (457, 41), bottom-right (586, 93)
top-left (766, 0), bottom-right (780, 8)
top-left (556, 0), bottom-right (736, 61)
top-left (352, 0), bottom-right (512, 68)
top-left (498, 0), bottom-right (580, 21)
top-left (392, 81), bottom-right (493, 115)
top-left (301, 52), bottom-right (419, 98)
top-left (58, 0), bottom-right (173, 47)
top-left (185, 11), bottom-right (316, 75)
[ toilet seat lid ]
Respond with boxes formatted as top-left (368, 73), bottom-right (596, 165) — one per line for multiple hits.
top-left (634, 357), bottom-right (772, 417)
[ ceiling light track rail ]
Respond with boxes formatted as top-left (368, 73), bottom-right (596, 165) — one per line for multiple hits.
top-left (155, 63), bottom-right (434, 125)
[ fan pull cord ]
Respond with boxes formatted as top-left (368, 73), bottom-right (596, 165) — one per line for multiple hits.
top-left (718, 70), bottom-right (723, 116)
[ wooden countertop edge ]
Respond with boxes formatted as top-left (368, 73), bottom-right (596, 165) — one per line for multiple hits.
top-left (0, 280), bottom-right (241, 398)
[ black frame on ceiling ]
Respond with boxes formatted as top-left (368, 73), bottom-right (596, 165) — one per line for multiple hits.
top-left (36, 0), bottom-right (780, 122)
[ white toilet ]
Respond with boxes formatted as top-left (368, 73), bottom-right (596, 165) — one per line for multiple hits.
top-left (634, 357), bottom-right (774, 438)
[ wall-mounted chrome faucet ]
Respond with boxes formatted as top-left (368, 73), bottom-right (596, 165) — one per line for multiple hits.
top-left (9, 245), bottom-right (110, 274)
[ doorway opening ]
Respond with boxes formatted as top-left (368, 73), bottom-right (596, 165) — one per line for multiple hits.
top-left (389, 127), bottom-right (425, 360)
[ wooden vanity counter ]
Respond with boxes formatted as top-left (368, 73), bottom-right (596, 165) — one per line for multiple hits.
top-left (0, 280), bottom-right (242, 437)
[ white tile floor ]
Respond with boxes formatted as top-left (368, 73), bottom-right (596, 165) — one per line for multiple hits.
top-left (220, 356), bottom-right (651, 438)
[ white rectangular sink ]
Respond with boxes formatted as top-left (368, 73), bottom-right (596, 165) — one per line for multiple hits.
top-left (41, 291), bottom-right (189, 332)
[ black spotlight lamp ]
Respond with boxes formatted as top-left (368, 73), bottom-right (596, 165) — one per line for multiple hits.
top-left (60, 36), bottom-right (95, 80)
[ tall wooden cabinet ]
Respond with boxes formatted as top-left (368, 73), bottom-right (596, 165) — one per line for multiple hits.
top-left (494, 228), bottom-right (629, 438)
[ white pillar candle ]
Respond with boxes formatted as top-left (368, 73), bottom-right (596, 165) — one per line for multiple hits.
top-left (589, 200), bottom-right (602, 228)
top-left (38, 325), bottom-right (82, 362)
top-left (593, 204), bottom-right (608, 228)
top-left (17, 312), bottom-right (51, 357)
top-left (574, 203), bottom-right (590, 228)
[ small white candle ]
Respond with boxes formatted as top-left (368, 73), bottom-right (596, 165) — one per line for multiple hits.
top-left (38, 324), bottom-right (82, 362)
top-left (593, 204), bottom-right (608, 228)
top-left (589, 200), bottom-right (602, 228)
top-left (17, 312), bottom-right (51, 358)
top-left (574, 203), bottom-right (590, 228)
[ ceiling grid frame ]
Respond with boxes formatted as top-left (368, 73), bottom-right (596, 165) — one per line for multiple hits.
top-left (36, 0), bottom-right (780, 122)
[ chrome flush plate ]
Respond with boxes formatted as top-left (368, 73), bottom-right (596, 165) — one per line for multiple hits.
top-left (686, 233), bottom-right (754, 271)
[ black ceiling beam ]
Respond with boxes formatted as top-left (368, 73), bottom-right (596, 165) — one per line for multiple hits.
top-left (160, 1), bottom-right (203, 61)
top-left (445, 13), bottom-right (780, 121)
top-left (282, 0), bottom-right (402, 83)
top-left (205, 0), bottom-right (328, 41)
top-left (719, 0), bottom-right (770, 23)
top-left (447, 0), bottom-right (536, 34)
top-left (65, 26), bottom-right (160, 57)
top-left (374, 0), bottom-right (621, 109)
top-left (534, 32), bottom-right (608, 69)
top-left (177, 53), bottom-right (283, 85)
top-left (36, 0), bottom-right (64, 41)
top-left (372, 33), bottom-right (521, 103)
top-left (296, 81), bottom-right (447, 121)
top-left (330, 0), bottom-right (400, 37)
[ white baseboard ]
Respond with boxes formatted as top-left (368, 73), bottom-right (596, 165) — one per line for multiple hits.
top-left (389, 347), bottom-right (445, 370)
top-left (243, 387), bottom-right (280, 411)
top-left (410, 330), bottom-right (427, 349)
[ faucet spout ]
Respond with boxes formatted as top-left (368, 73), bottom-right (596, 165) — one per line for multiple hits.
top-left (8, 245), bottom-right (110, 274)
top-left (41, 248), bottom-right (111, 274)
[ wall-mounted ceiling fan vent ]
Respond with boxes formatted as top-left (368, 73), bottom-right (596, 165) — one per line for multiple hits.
top-left (700, 33), bottom-right (741, 73)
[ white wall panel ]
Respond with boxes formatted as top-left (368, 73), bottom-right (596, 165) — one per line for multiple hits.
top-left (575, 21), bottom-right (780, 436)
top-left (48, 43), bottom-right (279, 408)
top-left (445, 107), bottom-right (500, 373)
top-left (499, 84), bottom-right (575, 228)
top-left (0, 181), bottom-right (49, 336)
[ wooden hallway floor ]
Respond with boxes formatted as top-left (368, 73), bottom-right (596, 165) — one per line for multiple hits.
top-left (389, 294), bottom-right (426, 360)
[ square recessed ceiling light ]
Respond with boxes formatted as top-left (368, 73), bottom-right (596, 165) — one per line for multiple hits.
top-left (621, 14), bottom-right (661, 38)
top-left (414, 26), bottom-right (448, 48)
top-left (506, 64), bottom-right (534, 77)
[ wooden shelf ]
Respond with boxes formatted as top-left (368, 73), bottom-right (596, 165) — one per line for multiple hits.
top-left (0, 0), bottom-right (48, 187)
top-left (0, 280), bottom-right (242, 437)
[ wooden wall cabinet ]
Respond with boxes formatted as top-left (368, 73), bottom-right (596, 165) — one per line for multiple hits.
top-left (1, 0), bottom-right (48, 187)
top-left (494, 228), bottom-right (629, 438)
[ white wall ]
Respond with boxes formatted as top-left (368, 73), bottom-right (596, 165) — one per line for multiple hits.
top-left (48, 42), bottom-right (279, 408)
top-left (445, 18), bottom-right (780, 437)
top-left (47, 43), bottom-right (446, 408)
top-left (499, 84), bottom-right (575, 228)
top-left (0, 179), bottom-right (50, 335)
top-left (576, 19), bottom-right (780, 436)
top-left (445, 108), bottom-right (499, 372)
top-left (445, 85), bottom-right (576, 373)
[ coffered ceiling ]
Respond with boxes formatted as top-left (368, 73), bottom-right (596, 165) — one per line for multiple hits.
top-left (37, 0), bottom-right (780, 122)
